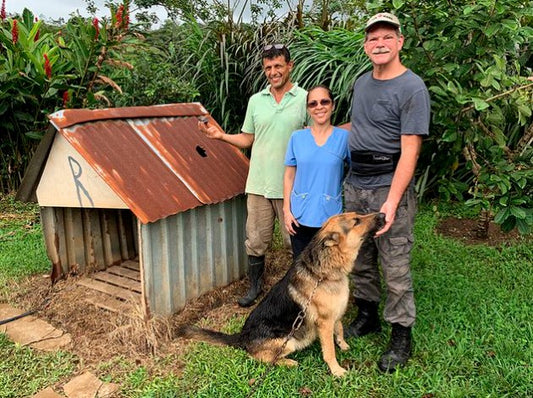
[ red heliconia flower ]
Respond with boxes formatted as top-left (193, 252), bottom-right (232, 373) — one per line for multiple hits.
top-left (35, 16), bottom-right (38, 22)
top-left (34, 29), bottom-right (40, 41)
top-left (92, 17), bottom-right (99, 40)
top-left (115, 5), bottom-right (124, 28)
top-left (1, 0), bottom-right (6, 21)
top-left (43, 53), bottom-right (52, 79)
top-left (123, 3), bottom-right (129, 30)
top-left (12, 20), bottom-right (18, 44)
top-left (62, 91), bottom-right (69, 108)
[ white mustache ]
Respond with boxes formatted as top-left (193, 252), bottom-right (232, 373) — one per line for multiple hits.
top-left (372, 48), bottom-right (390, 54)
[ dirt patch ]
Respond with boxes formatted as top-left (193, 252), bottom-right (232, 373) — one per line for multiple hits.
top-left (435, 216), bottom-right (530, 247)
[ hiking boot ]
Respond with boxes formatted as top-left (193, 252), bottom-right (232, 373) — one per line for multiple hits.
top-left (237, 255), bottom-right (264, 307)
top-left (378, 323), bottom-right (412, 373)
top-left (344, 298), bottom-right (381, 338)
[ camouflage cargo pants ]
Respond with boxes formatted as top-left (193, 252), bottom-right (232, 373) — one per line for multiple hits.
top-left (344, 183), bottom-right (417, 327)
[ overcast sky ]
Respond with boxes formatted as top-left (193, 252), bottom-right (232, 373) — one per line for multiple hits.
top-left (7, 0), bottom-right (168, 24)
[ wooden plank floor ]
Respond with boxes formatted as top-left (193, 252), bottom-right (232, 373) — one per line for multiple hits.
top-left (93, 272), bottom-right (142, 293)
top-left (106, 265), bottom-right (140, 281)
top-left (78, 261), bottom-right (141, 314)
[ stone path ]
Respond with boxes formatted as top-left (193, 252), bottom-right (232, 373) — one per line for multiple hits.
top-left (0, 304), bottom-right (119, 397)
top-left (62, 372), bottom-right (119, 398)
top-left (0, 304), bottom-right (71, 351)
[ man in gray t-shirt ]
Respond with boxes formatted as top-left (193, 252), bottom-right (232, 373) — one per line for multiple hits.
top-left (341, 12), bottom-right (430, 373)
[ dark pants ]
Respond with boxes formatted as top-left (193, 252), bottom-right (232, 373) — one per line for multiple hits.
top-left (290, 223), bottom-right (320, 262)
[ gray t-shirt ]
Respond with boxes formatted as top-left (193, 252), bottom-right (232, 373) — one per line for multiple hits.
top-left (347, 69), bottom-right (430, 188)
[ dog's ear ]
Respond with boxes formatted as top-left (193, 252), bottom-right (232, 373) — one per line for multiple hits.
top-left (322, 232), bottom-right (340, 247)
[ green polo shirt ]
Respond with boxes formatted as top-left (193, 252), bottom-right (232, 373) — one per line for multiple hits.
top-left (242, 83), bottom-right (309, 198)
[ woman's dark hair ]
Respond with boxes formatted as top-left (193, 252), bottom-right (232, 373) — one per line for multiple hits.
top-left (306, 84), bottom-right (335, 105)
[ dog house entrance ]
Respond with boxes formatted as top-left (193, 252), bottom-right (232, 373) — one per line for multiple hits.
top-left (78, 260), bottom-right (141, 314)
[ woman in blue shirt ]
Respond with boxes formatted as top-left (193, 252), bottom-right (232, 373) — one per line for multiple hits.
top-left (283, 85), bottom-right (350, 260)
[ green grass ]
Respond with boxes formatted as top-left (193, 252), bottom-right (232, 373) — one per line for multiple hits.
top-left (0, 194), bottom-right (77, 398)
top-left (0, 194), bottom-right (49, 282)
top-left (153, 205), bottom-right (532, 397)
top-left (1, 194), bottom-right (531, 397)
top-left (0, 334), bottom-right (76, 398)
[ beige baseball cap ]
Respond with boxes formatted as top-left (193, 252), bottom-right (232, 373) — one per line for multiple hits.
top-left (365, 12), bottom-right (401, 32)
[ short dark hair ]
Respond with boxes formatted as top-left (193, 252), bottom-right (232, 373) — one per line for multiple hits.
top-left (262, 45), bottom-right (291, 63)
top-left (307, 84), bottom-right (335, 105)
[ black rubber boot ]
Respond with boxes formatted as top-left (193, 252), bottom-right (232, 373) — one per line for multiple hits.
top-left (237, 255), bottom-right (265, 307)
top-left (344, 298), bottom-right (381, 338)
top-left (378, 323), bottom-right (412, 373)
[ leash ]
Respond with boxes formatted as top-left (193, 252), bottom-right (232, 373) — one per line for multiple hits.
top-left (245, 277), bottom-right (322, 398)
top-left (0, 288), bottom-right (53, 326)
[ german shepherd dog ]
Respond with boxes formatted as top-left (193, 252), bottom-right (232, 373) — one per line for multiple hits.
top-left (179, 212), bottom-right (385, 377)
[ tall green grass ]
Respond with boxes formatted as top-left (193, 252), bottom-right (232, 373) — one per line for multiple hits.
top-left (290, 26), bottom-right (371, 125)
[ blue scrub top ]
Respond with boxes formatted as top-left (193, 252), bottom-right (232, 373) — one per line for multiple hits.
top-left (284, 127), bottom-right (350, 227)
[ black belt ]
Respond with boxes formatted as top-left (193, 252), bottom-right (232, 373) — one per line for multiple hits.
top-left (350, 151), bottom-right (400, 176)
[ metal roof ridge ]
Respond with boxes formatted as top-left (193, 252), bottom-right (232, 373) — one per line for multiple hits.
top-left (48, 103), bottom-right (209, 129)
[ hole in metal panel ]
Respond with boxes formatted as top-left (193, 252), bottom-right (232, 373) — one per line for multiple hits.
top-left (196, 145), bottom-right (207, 158)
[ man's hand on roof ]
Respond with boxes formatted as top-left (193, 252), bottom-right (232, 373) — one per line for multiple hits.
top-left (198, 118), bottom-right (224, 140)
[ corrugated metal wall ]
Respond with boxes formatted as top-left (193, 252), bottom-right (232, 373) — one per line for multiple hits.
top-left (40, 196), bottom-right (247, 316)
top-left (140, 195), bottom-right (247, 315)
top-left (41, 207), bottom-right (137, 280)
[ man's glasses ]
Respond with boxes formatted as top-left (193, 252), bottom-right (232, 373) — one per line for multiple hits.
top-left (263, 44), bottom-right (285, 51)
top-left (307, 99), bottom-right (332, 108)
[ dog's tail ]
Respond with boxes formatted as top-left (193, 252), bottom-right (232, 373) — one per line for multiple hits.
top-left (177, 325), bottom-right (243, 348)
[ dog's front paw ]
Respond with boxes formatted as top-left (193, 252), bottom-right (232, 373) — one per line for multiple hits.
top-left (330, 366), bottom-right (348, 377)
top-left (337, 341), bottom-right (349, 351)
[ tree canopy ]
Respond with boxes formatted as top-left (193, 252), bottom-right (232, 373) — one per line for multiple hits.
top-left (1, 0), bottom-right (531, 233)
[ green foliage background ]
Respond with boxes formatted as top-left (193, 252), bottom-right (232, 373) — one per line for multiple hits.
top-left (0, 0), bottom-right (531, 233)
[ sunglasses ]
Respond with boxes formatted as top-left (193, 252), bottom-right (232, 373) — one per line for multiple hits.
top-left (307, 99), bottom-right (332, 108)
top-left (263, 43), bottom-right (286, 51)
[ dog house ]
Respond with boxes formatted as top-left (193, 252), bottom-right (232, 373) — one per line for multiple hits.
top-left (17, 103), bottom-right (249, 316)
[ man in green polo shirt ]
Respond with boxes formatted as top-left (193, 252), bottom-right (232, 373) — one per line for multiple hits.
top-left (199, 44), bottom-right (309, 307)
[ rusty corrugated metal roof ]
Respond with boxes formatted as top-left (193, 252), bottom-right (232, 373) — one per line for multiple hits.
top-left (47, 103), bottom-right (249, 224)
